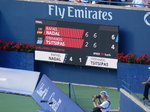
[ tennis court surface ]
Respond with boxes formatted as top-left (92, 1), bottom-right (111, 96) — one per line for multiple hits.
top-left (0, 92), bottom-right (40, 112)
top-left (0, 82), bottom-right (120, 112)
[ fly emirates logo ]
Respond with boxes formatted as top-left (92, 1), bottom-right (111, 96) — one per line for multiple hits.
top-left (48, 5), bottom-right (113, 21)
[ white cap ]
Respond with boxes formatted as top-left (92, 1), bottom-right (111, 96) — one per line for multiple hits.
top-left (100, 91), bottom-right (109, 97)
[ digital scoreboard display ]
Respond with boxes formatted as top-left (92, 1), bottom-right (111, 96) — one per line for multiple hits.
top-left (35, 19), bottom-right (119, 69)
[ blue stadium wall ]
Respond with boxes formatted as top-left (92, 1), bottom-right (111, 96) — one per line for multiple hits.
top-left (120, 89), bottom-right (149, 112)
top-left (0, 0), bottom-right (150, 88)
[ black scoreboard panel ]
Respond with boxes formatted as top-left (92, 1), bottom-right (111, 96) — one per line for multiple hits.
top-left (35, 19), bottom-right (119, 69)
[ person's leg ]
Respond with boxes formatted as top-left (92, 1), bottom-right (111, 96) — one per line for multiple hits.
top-left (143, 84), bottom-right (150, 100)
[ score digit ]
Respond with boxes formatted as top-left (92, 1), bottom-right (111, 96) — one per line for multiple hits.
top-left (111, 35), bottom-right (115, 40)
top-left (85, 32), bottom-right (89, 37)
top-left (93, 43), bottom-right (97, 48)
top-left (79, 58), bottom-right (82, 62)
top-left (85, 42), bottom-right (89, 47)
top-left (93, 33), bottom-right (97, 38)
top-left (111, 44), bottom-right (115, 50)
top-left (69, 57), bottom-right (73, 61)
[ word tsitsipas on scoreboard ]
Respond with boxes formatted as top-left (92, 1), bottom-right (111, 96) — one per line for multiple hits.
top-left (35, 19), bottom-right (119, 69)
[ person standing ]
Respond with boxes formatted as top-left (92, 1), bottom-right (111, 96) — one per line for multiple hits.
top-left (142, 77), bottom-right (150, 101)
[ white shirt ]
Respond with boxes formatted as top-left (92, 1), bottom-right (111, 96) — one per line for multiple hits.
top-left (100, 100), bottom-right (111, 112)
top-left (132, 0), bottom-right (145, 7)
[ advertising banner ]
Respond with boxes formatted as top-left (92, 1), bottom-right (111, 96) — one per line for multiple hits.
top-left (0, 67), bottom-right (40, 96)
top-left (32, 75), bottom-right (85, 112)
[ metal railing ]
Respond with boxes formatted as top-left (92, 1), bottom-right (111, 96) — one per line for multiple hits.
top-left (122, 80), bottom-right (150, 107)
top-left (68, 83), bottom-right (78, 104)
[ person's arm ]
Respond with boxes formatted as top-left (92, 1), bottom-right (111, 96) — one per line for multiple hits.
top-left (93, 101), bottom-right (103, 108)
top-left (92, 97), bottom-right (102, 108)
top-left (142, 77), bottom-right (150, 85)
top-left (97, 98), bottom-right (101, 105)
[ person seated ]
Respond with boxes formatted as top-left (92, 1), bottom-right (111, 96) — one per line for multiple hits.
top-left (143, 0), bottom-right (150, 8)
top-left (70, 0), bottom-right (89, 3)
top-left (132, 0), bottom-right (145, 7)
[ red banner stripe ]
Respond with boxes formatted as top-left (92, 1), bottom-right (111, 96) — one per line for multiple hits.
top-left (44, 26), bottom-right (84, 39)
top-left (43, 36), bottom-right (84, 48)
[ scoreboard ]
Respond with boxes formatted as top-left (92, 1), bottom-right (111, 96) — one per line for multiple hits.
top-left (35, 19), bottom-right (119, 69)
